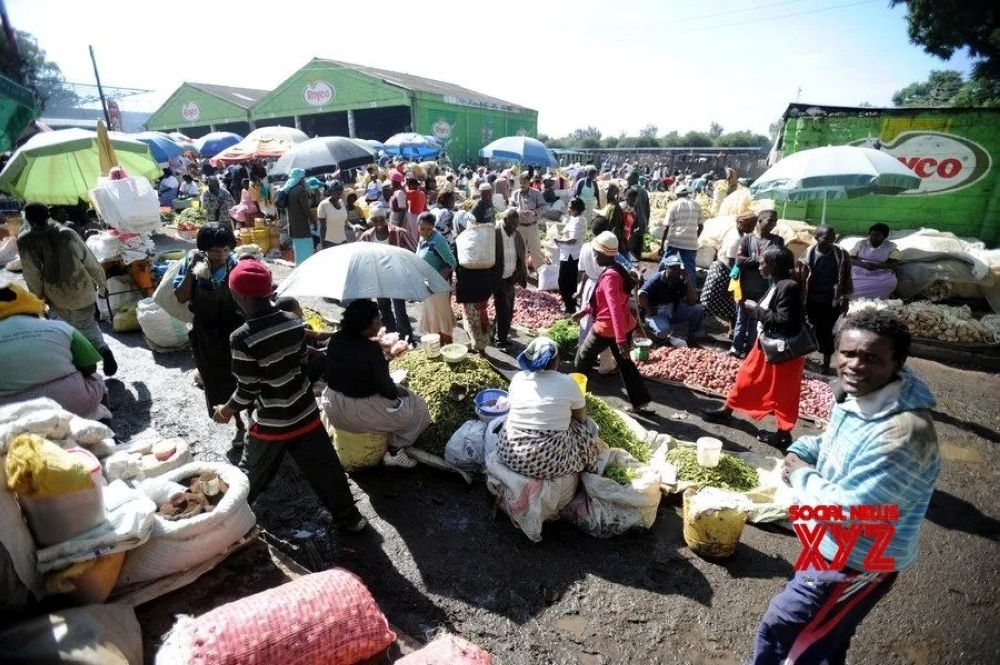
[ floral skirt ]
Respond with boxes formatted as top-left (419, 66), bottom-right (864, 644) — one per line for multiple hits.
top-left (497, 418), bottom-right (601, 479)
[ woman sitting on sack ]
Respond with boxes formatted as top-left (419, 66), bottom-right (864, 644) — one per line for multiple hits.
top-left (496, 337), bottom-right (602, 480)
top-left (323, 299), bottom-right (431, 469)
top-left (0, 282), bottom-right (108, 419)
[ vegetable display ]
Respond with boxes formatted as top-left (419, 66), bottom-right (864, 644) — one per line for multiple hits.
top-left (585, 395), bottom-right (650, 463)
top-left (176, 208), bottom-right (206, 225)
top-left (604, 464), bottom-right (639, 486)
top-left (542, 319), bottom-right (579, 359)
top-left (390, 350), bottom-right (508, 456)
top-left (666, 446), bottom-right (758, 492)
top-left (849, 299), bottom-right (999, 345)
top-left (302, 308), bottom-right (335, 333)
top-left (452, 286), bottom-right (567, 332)
top-left (639, 347), bottom-right (834, 422)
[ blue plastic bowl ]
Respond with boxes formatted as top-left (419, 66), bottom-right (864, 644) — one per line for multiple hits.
top-left (474, 389), bottom-right (509, 414)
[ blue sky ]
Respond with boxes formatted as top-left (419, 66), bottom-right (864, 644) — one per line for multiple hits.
top-left (6, 0), bottom-right (975, 138)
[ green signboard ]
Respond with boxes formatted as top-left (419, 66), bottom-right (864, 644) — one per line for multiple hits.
top-left (414, 95), bottom-right (538, 164)
top-left (251, 60), bottom-right (410, 121)
top-left (146, 84), bottom-right (251, 131)
top-left (778, 109), bottom-right (1000, 246)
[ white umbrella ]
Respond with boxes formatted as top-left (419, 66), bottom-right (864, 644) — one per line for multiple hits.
top-left (750, 145), bottom-right (921, 223)
top-left (276, 242), bottom-right (451, 302)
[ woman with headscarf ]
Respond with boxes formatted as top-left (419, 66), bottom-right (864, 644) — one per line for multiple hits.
top-left (600, 183), bottom-right (626, 248)
top-left (17, 201), bottom-right (117, 376)
top-left (849, 223), bottom-right (900, 300)
top-left (496, 336), bottom-right (602, 479)
top-left (173, 223), bottom-right (246, 442)
top-left (0, 282), bottom-right (108, 418)
top-left (280, 168), bottom-right (314, 264)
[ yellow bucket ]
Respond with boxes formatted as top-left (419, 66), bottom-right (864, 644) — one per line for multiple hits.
top-left (569, 373), bottom-right (588, 394)
top-left (253, 217), bottom-right (266, 229)
top-left (238, 228), bottom-right (253, 247)
top-left (682, 487), bottom-right (748, 560)
top-left (333, 428), bottom-right (389, 472)
top-left (190, 199), bottom-right (200, 210)
top-left (250, 228), bottom-right (269, 252)
top-left (268, 226), bottom-right (280, 249)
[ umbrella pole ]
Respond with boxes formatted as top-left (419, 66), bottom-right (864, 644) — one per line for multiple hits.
top-left (821, 195), bottom-right (827, 224)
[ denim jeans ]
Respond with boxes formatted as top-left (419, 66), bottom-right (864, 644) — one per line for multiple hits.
top-left (661, 247), bottom-right (698, 284)
top-left (644, 302), bottom-right (705, 340)
top-left (731, 303), bottom-right (758, 355)
top-left (378, 298), bottom-right (413, 341)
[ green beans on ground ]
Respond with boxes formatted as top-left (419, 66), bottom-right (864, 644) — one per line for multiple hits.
top-left (666, 446), bottom-right (758, 492)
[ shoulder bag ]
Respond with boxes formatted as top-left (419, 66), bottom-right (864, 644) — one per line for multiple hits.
top-left (757, 284), bottom-right (818, 363)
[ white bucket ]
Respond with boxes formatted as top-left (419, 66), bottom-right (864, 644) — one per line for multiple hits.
top-left (422, 333), bottom-right (441, 358)
top-left (696, 437), bottom-right (723, 468)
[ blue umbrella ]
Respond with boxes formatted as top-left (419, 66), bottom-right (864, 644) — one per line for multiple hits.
top-left (129, 131), bottom-right (184, 165)
top-left (383, 132), bottom-right (442, 159)
top-left (195, 131), bottom-right (243, 158)
top-left (480, 136), bottom-right (557, 167)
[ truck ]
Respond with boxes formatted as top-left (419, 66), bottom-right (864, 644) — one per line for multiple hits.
top-left (771, 103), bottom-right (1000, 247)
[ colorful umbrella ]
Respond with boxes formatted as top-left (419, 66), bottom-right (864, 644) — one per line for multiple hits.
top-left (126, 131), bottom-right (184, 165)
top-left (270, 136), bottom-right (377, 180)
top-left (194, 131), bottom-right (243, 158)
top-left (480, 136), bottom-right (557, 167)
top-left (0, 127), bottom-right (161, 204)
top-left (383, 132), bottom-right (442, 160)
top-left (211, 126), bottom-right (309, 165)
top-left (750, 146), bottom-right (922, 222)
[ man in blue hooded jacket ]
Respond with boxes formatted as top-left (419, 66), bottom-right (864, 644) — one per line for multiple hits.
top-left (749, 309), bottom-right (941, 665)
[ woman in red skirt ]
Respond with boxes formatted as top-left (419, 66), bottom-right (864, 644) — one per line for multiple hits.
top-left (703, 246), bottom-right (805, 449)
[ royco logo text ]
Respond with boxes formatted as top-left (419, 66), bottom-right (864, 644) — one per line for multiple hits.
top-left (854, 131), bottom-right (992, 195)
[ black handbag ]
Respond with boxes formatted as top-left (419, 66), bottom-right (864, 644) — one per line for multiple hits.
top-left (759, 322), bottom-right (818, 364)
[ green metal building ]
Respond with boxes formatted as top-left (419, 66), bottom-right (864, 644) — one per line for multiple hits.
top-left (145, 82), bottom-right (269, 137)
top-left (249, 58), bottom-right (536, 164)
top-left (774, 103), bottom-right (1000, 246)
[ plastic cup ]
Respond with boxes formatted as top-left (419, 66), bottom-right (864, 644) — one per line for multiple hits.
top-left (696, 437), bottom-right (723, 468)
top-left (569, 372), bottom-right (588, 394)
top-left (422, 333), bottom-right (441, 358)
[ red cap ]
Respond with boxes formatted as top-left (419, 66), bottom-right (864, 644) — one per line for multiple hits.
top-left (228, 260), bottom-right (273, 298)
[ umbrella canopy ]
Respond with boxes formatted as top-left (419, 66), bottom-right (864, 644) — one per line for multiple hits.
top-left (194, 131), bottom-right (243, 158)
top-left (352, 138), bottom-right (384, 152)
top-left (125, 131), bottom-right (184, 165)
top-left (0, 127), bottom-right (162, 204)
top-left (270, 136), bottom-right (377, 180)
top-left (168, 132), bottom-right (193, 144)
top-left (383, 132), bottom-right (442, 159)
top-left (480, 136), bottom-right (557, 167)
top-left (211, 126), bottom-right (309, 165)
top-left (276, 242), bottom-right (451, 302)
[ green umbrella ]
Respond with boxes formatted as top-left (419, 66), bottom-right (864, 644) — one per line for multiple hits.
top-left (0, 128), bottom-right (162, 204)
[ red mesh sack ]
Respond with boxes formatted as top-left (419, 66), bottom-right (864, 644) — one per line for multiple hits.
top-left (396, 633), bottom-right (493, 665)
top-left (155, 568), bottom-right (395, 665)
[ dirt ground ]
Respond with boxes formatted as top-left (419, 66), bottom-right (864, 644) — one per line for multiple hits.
top-left (8, 238), bottom-right (998, 664)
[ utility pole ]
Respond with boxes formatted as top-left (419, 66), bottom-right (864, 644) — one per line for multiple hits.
top-left (796, 87), bottom-right (803, 102)
top-left (89, 45), bottom-right (112, 127)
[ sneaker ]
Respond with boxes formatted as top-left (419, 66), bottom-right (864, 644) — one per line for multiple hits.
top-left (99, 347), bottom-right (118, 377)
top-left (383, 449), bottom-right (417, 469)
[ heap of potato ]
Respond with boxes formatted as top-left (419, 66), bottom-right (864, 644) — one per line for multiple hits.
top-left (849, 299), bottom-right (999, 345)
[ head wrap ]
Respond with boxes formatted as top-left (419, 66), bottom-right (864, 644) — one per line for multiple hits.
top-left (228, 259), bottom-right (274, 298)
top-left (281, 168), bottom-right (306, 193)
top-left (305, 177), bottom-right (324, 190)
top-left (368, 202), bottom-right (388, 219)
top-left (517, 336), bottom-right (558, 373)
top-left (0, 281), bottom-right (46, 320)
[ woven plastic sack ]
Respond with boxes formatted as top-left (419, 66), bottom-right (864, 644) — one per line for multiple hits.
top-left (152, 259), bottom-right (194, 324)
top-left (112, 302), bottom-right (140, 332)
top-left (136, 298), bottom-right (189, 351)
top-left (117, 462), bottom-right (255, 587)
top-left (456, 223), bottom-right (496, 269)
top-left (396, 633), bottom-right (493, 664)
top-left (155, 569), bottom-right (396, 665)
top-left (536, 262), bottom-right (559, 291)
top-left (485, 451), bottom-right (578, 543)
top-left (561, 448), bottom-right (661, 538)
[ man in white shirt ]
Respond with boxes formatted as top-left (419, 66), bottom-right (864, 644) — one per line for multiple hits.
top-left (510, 174), bottom-right (546, 273)
top-left (491, 209), bottom-right (527, 352)
top-left (553, 197), bottom-right (586, 313)
top-left (178, 174), bottom-right (200, 198)
top-left (316, 181), bottom-right (349, 247)
top-left (659, 185), bottom-right (703, 283)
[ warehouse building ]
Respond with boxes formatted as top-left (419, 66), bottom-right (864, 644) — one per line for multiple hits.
top-left (145, 82), bottom-right (269, 137)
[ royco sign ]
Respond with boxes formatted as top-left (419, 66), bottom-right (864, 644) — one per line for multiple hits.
top-left (852, 131), bottom-right (992, 195)
top-left (778, 106), bottom-right (1000, 246)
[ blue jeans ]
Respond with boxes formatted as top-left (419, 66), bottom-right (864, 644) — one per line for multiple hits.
top-left (378, 298), bottom-right (413, 342)
top-left (644, 302), bottom-right (704, 340)
top-left (750, 568), bottom-right (898, 665)
top-left (662, 247), bottom-right (698, 284)
top-left (731, 302), bottom-right (759, 355)
top-left (292, 237), bottom-right (313, 265)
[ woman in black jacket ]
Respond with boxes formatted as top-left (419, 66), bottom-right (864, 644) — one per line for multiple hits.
top-left (703, 246), bottom-right (807, 449)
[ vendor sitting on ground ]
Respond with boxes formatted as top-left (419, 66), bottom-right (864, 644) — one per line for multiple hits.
top-left (497, 336), bottom-right (602, 480)
top-left (274, 295), bottom-right (330, 384)
top-left (323, 299), bottom-right (431, 469)
top-left (0, 282), bottom-right (108, 419)
top-left (638, 253), bottom-right (704, 347)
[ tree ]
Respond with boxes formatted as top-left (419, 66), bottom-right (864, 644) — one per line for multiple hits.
top-left (600, 135), bottom-right (620, 149)
top-left (0, 30), bottom-right (78, 111)
top-left (891, 70), bottom-right (966, 106)
top-left (680, 130), bottom-right (713, 147)
top-left (547, 137), bottom-right (568, 149)
top-left (890, 0), bottom-right (999, 78)
top-left (708, 121), bottom-right (724, 139)
top-left (579, 138), bottom-right (601, 149)
top-left (857, 101), bottom-right (875, 108)
top-left (713, 131), bottom-right (772, 148)
top-left (660, 131), bottom-right (682, 147)
top-left (568, 126), bottom-right (601, 143)
top-left (639, 124), bottom-right (658, 139)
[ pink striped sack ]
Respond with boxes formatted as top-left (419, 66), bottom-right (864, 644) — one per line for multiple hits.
top-left (396, 633), bottom-right (493, 664)
top-left (156, 569), bottom-right (395, 665)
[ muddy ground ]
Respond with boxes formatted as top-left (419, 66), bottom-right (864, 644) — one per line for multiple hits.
top-left (9, 237), bottom-right (997, 664)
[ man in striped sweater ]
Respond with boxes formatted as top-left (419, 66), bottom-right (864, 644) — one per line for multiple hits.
top-left (213, 259), bottom-right (367, 532)
top-left (750, 309), bottom-right (941, 664)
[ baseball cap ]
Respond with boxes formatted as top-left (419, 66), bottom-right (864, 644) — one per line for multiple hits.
top-left (228, 259), bottom-right (273, 298)
top-left (662, 254), bottom-right (683, 268)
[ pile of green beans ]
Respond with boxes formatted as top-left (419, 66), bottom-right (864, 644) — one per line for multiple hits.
top-left (585, 395), bottom-right (651, 463)
top-left (666, 446), bottom-right (758, 492)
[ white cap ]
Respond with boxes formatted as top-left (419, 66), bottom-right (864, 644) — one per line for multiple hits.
top-left (592, 231), bottom-right (619, 256)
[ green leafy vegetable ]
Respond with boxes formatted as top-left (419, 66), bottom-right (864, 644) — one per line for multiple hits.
top-left (542, 319), bottom-right (579, 359)
top-left (585, 394), bottom-right (650, 462)
top-left (176, 207), bottom-right (206, 225)
top-left (666, 446), bottom-right (758, 492)
top-left (604, 464), bottom-right (639, 485)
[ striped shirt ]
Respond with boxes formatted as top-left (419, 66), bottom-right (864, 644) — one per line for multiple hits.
top-left (226, 307), bottom-right (320, 441)
top-left (788, 370), bottom-right (940, 571)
